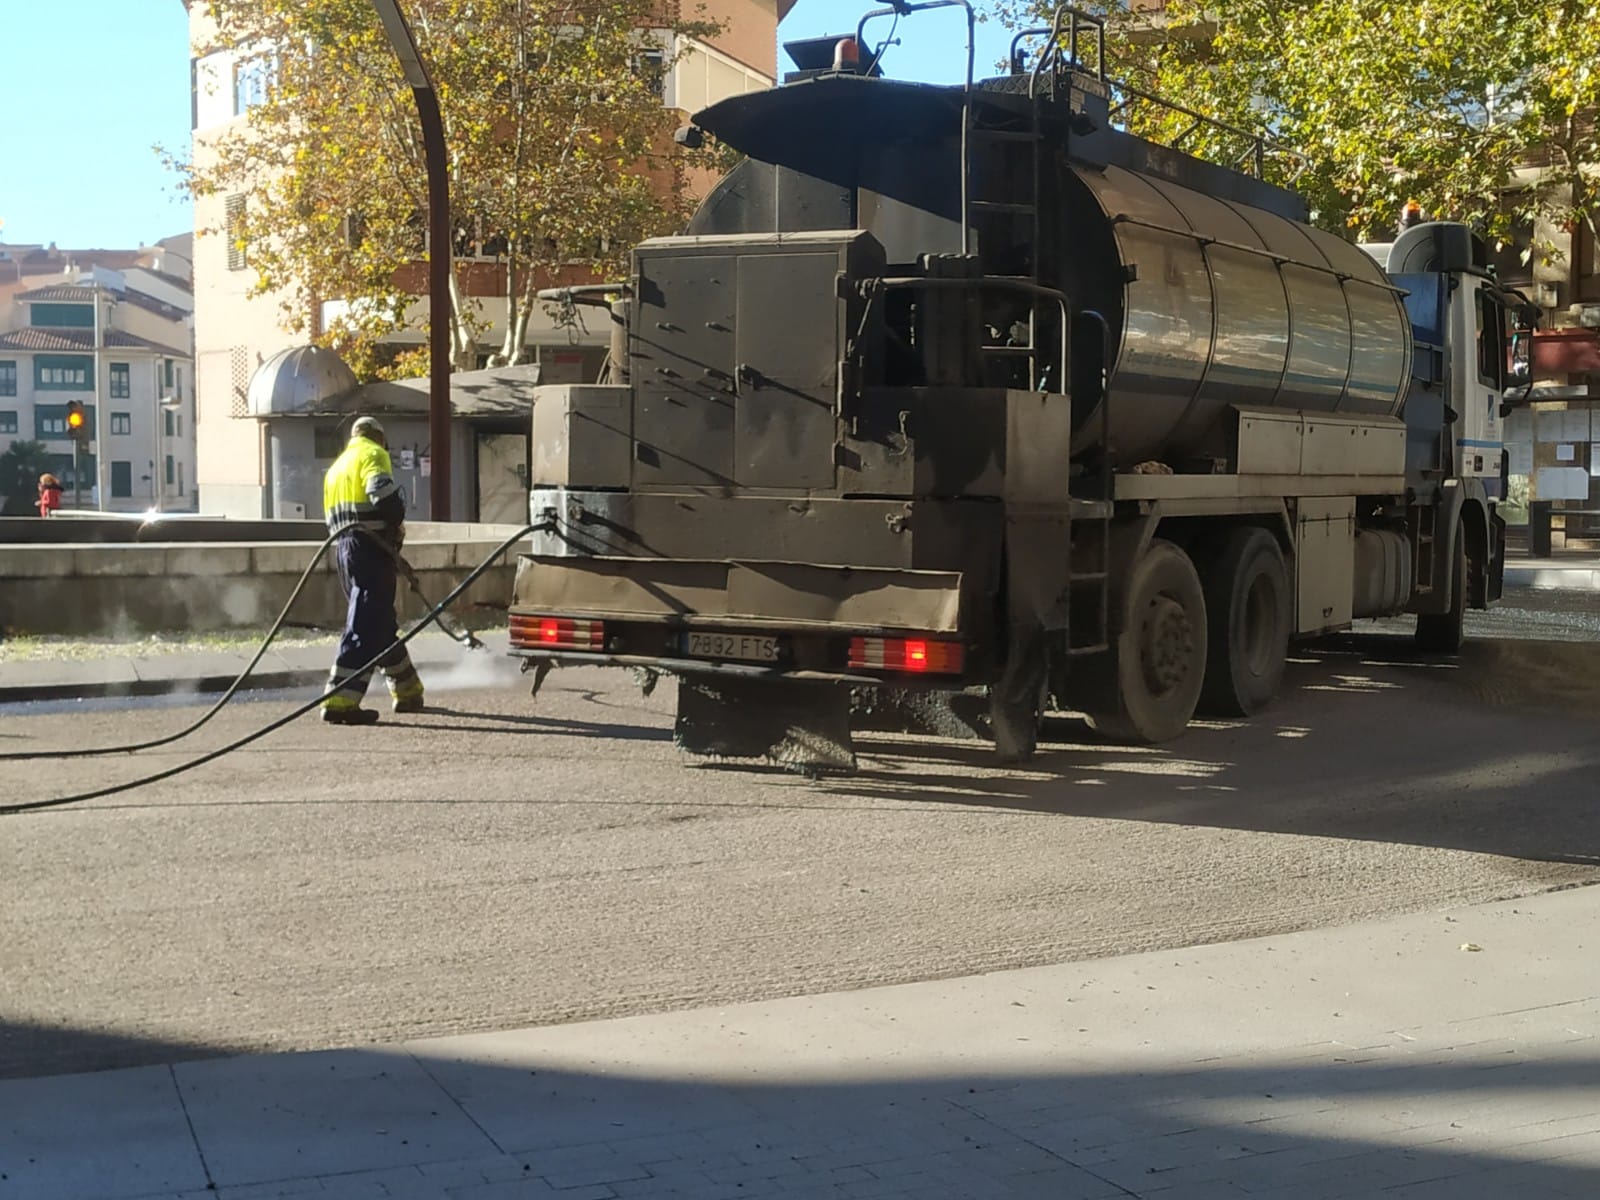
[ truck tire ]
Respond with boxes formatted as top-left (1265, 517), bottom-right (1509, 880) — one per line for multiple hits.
top-left (1198, 527), bottom-right (1290, 716)
top-left (1415, 525), bottom-right (1466, 654)
top-left (1084, 539), bottom-right (1207, 744)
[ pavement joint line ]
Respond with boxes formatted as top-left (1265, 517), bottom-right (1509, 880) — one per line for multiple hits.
top-left (407, 1045), bottom-right (510, 1158)
top-left (170, 1060), bottom-right (217, 1193)
top-left (945, 1093), bottom-right (1143, 1199)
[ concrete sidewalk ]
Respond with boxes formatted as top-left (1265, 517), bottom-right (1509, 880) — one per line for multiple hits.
top-left (1504, 552), bottom-right (1600, 591)
top-left (2, 886), bottom-right (1596, 1200)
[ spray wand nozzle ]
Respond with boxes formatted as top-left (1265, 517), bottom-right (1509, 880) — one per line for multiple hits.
top-left (396, 554), bottom-right (485, 650)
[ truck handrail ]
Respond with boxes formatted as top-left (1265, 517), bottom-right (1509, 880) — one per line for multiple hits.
top-left (1028, 6), bottom-right (1106, 98)
top-left (855, 0), bottom-right (975, 92)
top-left (879, 274), bottom-right (1069, 393)
top-left (1107, 213), bottom-right (1408, 294)
top-left (1104, 78), bottom-right (1308, 180)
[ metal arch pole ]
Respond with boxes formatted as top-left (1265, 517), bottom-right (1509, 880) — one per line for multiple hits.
top-left (372, 0), bottom-right (452, 520)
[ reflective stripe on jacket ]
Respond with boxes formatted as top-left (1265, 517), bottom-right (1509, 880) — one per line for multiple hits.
top-left (323, 435), bottom-right (402, 535)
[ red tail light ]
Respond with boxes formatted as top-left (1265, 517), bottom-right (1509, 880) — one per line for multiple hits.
top-left (510, 614), bottom-right (606, 651)
top-left (848, 636), bottom-right (964, 675)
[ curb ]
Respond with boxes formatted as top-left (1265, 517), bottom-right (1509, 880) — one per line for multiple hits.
top-left (0, 668), bottom-right (327, 705)
top-left (1505, 566), bottom-right (1600, 591)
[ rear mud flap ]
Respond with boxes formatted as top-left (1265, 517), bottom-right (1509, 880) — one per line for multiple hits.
top-left (849, 688), bottom-right (989, 740)
top-left (675, 677), bottom-right (856, 774)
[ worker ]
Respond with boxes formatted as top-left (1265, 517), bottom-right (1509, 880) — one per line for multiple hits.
top-left (320, 415), bottom-right (425, 724)
top-left (36, 473), bottom-right (63, 518)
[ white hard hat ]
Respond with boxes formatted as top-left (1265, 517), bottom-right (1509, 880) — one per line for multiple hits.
top-left (352, 416), bottom-right (387, 446)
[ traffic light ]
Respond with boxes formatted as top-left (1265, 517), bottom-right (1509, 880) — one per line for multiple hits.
top-left (65, 401), bottom-right (89, 447)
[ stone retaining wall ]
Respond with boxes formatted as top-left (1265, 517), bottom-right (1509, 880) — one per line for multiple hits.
top-left (0, 538), bottom-right (521, 636)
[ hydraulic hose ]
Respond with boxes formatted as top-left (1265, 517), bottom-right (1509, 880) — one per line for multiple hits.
top-left (0, 522), bottom-right (546, 816)
top-left (0, 530), bottom-right (341, 762)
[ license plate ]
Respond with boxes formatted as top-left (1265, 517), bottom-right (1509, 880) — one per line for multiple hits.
top-left (684, 632), bottom-right (779, 663)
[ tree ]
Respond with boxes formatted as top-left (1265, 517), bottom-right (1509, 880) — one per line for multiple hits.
top-left (1002, 0), bottom-right (1600, 273)
top-left (0, 441), bottom-right (55, 516)
top-left (174, 0), bottom-right (719, 377)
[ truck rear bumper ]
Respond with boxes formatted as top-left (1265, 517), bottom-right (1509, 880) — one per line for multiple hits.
top-left (508, 553), bottom-right (980, 683)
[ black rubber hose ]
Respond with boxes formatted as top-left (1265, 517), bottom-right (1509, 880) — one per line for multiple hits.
top-left (0, 531), bottom-right (341, 762)
top-left (0, 522), bottom-right (545, 815)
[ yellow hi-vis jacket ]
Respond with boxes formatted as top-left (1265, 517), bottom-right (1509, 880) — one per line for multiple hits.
top-left (323, 434), bottom-right (404, 536)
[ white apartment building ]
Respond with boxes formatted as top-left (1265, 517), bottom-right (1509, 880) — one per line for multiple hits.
top-left (183, 0), bottom-right (789, 518)
top-left (0, 275), bottom-right (196, 513)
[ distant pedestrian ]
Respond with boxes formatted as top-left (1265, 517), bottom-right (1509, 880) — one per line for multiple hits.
top-left (36, 474), bottom-right (62, 519)
top-left (320, 416), bottom-right (425, 725)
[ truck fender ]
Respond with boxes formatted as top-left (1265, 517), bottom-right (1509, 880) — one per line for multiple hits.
top-left (1416, 485), bottom-right (1490, 615)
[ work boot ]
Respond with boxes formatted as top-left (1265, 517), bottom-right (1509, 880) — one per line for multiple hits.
top-left (322, 695), bottom-right (380, 725)
top-left (390, 683), bottom-right (425, 715)
top-left (386, 658), bottom-right (425, 714)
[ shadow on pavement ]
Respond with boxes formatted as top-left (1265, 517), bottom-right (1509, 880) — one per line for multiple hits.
top-left (0, 1018), bottom-right (249, 1081)
top-left (818, 635), bottom-right (1600, 869)
top-left (3, 1018), bottom-right (1598, 1199)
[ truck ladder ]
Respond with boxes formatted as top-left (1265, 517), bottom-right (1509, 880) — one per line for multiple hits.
top-left (1064, 311), bottom-right (1116, 657)
top-left (967, 102), bottom-right (1049, 390)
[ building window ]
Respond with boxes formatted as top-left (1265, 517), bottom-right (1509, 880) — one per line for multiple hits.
top-left (29, 302), bottom-right (95, 329)
top-left (164, 409), bottom-right (175, 437)
top-left (226, 194), bottom-right (248, 271)
top-left (164, 359), bottom-right (174, 389)
top-left (634, 47), bottom-right (667, 98)
top-left (111, 461), bottom-right (133, 499)
top-left (111, 412), bottom-right (132, 435)
top-left (165, 454), bottom-right (175, 486)
top-left (0, 362), bottom-right (14, 397)
top-left (178, 460), bottom-right (185, 496)
top-left (0, 411), bottom-right (16, 434)
top-left (110, 362), bottom-right (131, 399)
top-left (49, 452), bottom-right (93, 489)
top-left (35, 355), bottom-right (94, 390)
top-left (233, 54), bottom-right (272, 115)
top-left (36, 404), bottom-right (94, 440)
top-left (313, 424), bottom-right (344, 459)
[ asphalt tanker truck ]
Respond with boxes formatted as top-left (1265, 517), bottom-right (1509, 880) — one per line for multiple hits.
top-left (507, 4), bottom-right (1527, 769)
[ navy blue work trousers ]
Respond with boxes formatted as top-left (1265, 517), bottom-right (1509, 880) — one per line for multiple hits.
top-left (329, 530), bottom-right (406, 697)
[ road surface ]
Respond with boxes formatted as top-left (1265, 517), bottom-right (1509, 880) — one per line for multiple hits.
top-left (3, 613), bottom-right (1599, 1080)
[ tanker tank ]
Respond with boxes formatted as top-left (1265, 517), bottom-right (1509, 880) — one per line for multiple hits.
top-left (686, 71), bottom-right (1414, 467)
top-left (1059, 163), bottom-right (1413, 462)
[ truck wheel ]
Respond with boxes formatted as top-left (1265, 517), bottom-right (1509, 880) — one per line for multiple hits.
top-left (1415, 526), bottom-right (1466, 654)
top-left (1085, 539), bottom-right (1206, 744)
top-left (1198, 527), bottom-right (1290, 716)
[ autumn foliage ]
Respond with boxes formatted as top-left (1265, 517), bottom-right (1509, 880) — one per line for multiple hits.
top-left (178, 0), bottom-right (720, 378)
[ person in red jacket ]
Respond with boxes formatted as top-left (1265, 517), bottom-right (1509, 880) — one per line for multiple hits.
top-left (36, 474), bottom-right (63, 518)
